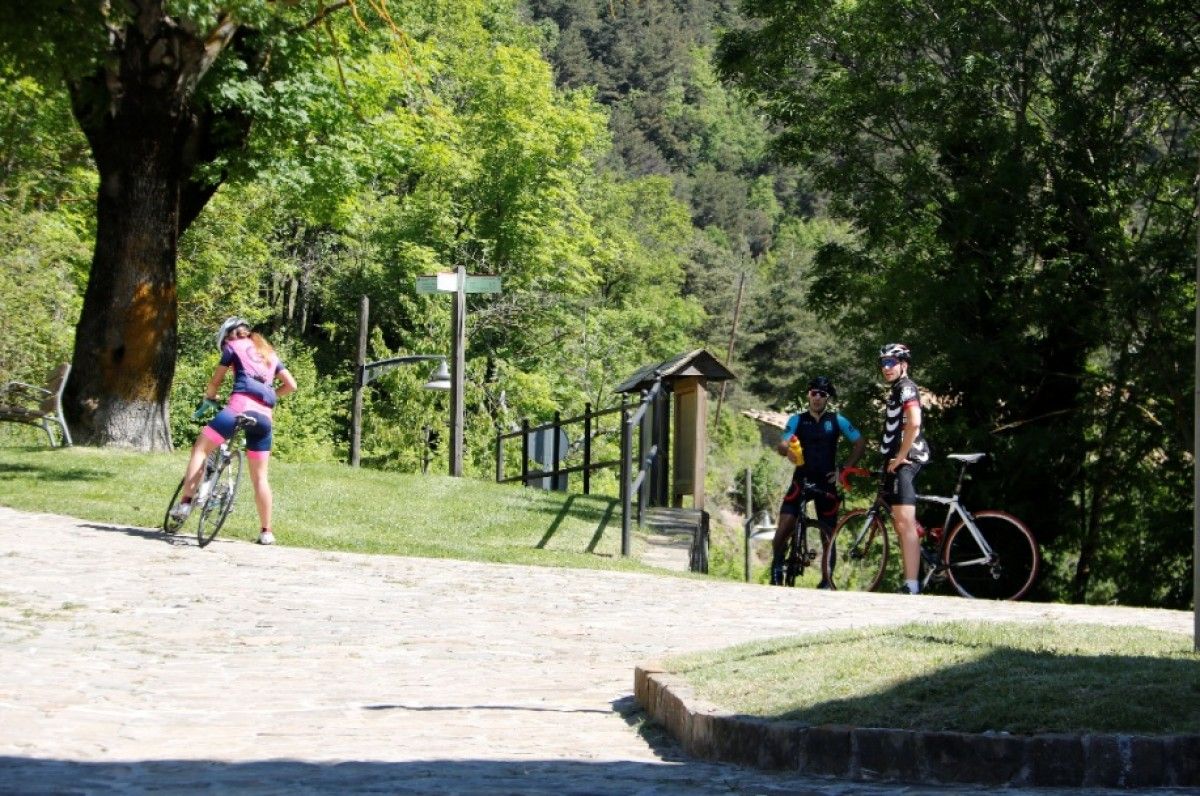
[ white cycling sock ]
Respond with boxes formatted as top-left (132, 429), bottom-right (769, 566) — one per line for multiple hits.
top-left (906, 579), bottom-right (920, 594)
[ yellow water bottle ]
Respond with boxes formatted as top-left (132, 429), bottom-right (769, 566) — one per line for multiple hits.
top-left (787, 435), bottom-right (804, 466)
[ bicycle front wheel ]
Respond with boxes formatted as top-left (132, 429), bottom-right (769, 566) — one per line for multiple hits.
top-left (944, 511), bottom-right (1038, 600)
top-left (197, 450), bottom-right (243, 548)
top-left (784, 524), bottom-right (825, 588)
top-left (825, 509), bottom-right (890, 592)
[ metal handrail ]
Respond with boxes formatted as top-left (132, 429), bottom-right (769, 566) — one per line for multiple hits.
top-left (621, 379), bottom-right (663, 556)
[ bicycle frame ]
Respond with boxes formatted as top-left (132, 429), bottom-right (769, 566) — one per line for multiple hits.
top-left (855, 461), bottom-right (1000, 588)
top-left (832, 454), bottom-right (1038, 598)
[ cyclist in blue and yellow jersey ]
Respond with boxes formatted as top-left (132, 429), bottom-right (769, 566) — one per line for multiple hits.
top-left (878, 343), bottom-right (931, 594)
top-left (770, 376), bottom-right (867, 587)
top-left (169, 317), bottom-right (297, 545)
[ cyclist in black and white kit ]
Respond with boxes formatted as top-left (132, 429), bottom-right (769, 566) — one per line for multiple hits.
top-left (879, 343), bottom-right (930, 594)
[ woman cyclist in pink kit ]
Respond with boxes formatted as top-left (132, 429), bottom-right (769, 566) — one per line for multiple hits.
top-left (169, 317), bottom-right (298, 544)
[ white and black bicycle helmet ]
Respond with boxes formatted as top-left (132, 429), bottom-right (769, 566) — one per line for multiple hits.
top-left (879, 342), bottom-right (911, 362)
top-left (215, 316), bottom-right (250, 351)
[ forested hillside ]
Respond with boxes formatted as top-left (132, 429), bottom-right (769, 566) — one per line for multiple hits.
top-left (0, 0), bottom-right (1196, 608)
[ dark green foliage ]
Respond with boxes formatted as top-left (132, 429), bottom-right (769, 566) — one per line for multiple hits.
top-left (720, 0), bottom-right (1200, 605)
top-left (523, 0), bottom-right (815, 356)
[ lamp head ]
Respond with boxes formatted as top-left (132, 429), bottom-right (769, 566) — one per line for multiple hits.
top-left (423, 359), bottom-right (451, 391)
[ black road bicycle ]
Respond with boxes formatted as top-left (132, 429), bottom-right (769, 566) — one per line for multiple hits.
top-left (162, 414), bottom-right (256, 547)
top-left (823, 453), bottom-right (1039, 599)
top-left (777, 479), bottom-right (840, 588)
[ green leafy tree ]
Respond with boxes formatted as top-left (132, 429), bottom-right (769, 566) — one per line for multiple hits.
top-left (0, 0), bottom-right (427, 448)
top-left (0, 64), bottom-right (93, 388)
top-left (719, 0), bottom-right (1199, 604)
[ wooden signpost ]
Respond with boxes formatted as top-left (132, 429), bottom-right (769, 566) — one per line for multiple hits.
top-left (416, 265), bottom-right (502, 476)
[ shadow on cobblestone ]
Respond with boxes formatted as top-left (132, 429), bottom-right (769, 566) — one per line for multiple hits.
top-left (0, 755), bottom-right (921, 795)
top-left (612, 695), bottom-right (692, 763)
top-left (80, 522), bottom-right (176, 544)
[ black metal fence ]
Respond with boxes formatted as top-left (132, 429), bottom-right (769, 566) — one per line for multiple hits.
top-left (495, 378), bottom-right (670, 560)
top-left (494, 402), bottom-right (625, 494)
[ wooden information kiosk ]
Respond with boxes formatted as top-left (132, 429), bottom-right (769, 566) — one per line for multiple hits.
top-left (614, 349), bottom-right (735, 510)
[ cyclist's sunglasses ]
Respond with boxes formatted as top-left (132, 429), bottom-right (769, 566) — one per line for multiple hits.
top-left (808, 389), bottom-right (829, 398)
top-left (880, 357), bottom-right (901, 368)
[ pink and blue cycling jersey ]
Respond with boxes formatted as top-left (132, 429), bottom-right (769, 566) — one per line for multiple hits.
top-left (220, 337), bottom-right (285, 417)
top-left (202, 337), bottom-right (287, 458)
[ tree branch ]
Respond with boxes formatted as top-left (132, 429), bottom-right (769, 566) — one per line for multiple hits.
top-left (298, 0), bottom-right (351, 33)
top-left (196, 12), bottom-right (239, 85)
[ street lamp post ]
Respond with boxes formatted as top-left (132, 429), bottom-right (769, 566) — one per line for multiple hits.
top-left (349, 295), bottom-right (449, 467)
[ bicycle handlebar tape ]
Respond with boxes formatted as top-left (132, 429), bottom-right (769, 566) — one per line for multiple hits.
top-left (838, 466), bottom-right (870, 490)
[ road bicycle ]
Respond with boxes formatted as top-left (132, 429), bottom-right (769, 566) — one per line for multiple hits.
top-left (777, 479), bottom-right (840, 588)
top-left (162, 413), bottom-right (257, 548)
top-left (823, 453), bottom-right (1039, 599)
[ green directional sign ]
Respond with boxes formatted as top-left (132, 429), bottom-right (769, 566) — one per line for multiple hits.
top-left (464, 275), bottom-right (501, 294)
top-left (415, 273), bottom-right (502, 294)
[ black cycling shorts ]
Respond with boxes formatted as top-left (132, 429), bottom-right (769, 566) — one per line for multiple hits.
top-left (779, 474), bottom-right (840, 529)
top-left (883, 462), bottom-right (923, 507)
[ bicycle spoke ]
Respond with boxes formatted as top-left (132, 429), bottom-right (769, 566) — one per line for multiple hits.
top-left (784, 523), bottom-right (826, 588)
top-left (162, 478), bottom-right (190, 535)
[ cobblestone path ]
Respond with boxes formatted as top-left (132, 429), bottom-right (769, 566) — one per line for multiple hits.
top-left (0, 507), bottom-right (1192, 794)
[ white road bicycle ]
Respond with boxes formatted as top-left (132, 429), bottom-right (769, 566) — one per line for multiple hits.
top-left (162, 414), bottom-right (257, 548)
top-left (824, 453), bottom-right (1040, 600)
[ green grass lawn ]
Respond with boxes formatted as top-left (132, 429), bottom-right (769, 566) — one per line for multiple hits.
top-left (663, 621), bottom-right (1200, 735)
top-left (0, 444), bottom-right (664, 572)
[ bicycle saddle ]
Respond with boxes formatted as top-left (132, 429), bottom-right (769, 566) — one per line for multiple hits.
top-left (947, 452), bottom-right (986, 464)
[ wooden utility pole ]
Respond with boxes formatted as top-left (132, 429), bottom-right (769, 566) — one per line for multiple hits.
top-left (714, 270), bottom-right (746, 426)
top-left (450, 265), bottom-right (467, 477)
top-left (1193, 152), bottom-right (1198, 651)
top-left (350, 296), bottom-right (369, 467)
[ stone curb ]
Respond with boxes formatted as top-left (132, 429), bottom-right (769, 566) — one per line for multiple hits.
top-left (634, 665), bottom-right (1200, 789)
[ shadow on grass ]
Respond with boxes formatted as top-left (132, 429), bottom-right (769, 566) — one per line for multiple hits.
top-left (761, 646), bottom-right (1200, 735)
top-left (0, 461), bottom-right (107, 482)
top-left (534, 492), bottom-right (619, 553)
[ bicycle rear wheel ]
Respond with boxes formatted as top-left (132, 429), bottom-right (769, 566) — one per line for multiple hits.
top-left (944, 511), bottom-right (1038, 600)
top-left (825, 508), bottom-right (890, 591)
top-left (197, 450), bottom-right (242, 548)
top-left (162, 478), bottom-right (192, 534)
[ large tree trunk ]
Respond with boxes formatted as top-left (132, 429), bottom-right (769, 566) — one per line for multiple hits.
top-left (67, 117), bottom-right (181, 449)
top-left (61, 6), bottom-right (245, 449)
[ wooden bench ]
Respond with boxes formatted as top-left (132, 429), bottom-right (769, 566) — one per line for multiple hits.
top-left (0, 363), bottom-right (72, 446)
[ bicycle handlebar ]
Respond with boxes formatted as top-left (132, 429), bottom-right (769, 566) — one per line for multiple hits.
top-left (797, 479), bottom-right (839, 502)
top-left (838, 466), bottom-right (873, 491)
